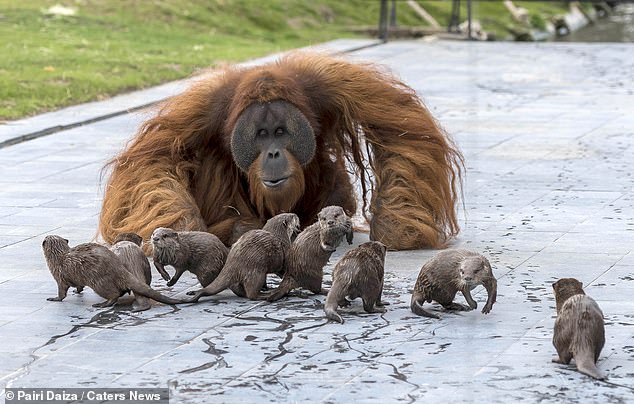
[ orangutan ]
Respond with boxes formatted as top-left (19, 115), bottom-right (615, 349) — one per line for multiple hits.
top-left (99, 52), bottom-right (463, 250)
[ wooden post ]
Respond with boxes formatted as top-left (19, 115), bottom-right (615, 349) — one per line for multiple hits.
top-left (406, 0), bottom-right (441, 28)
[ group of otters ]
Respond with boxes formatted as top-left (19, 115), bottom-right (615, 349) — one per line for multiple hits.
top-left (41, 206), bottom-right (606, 380)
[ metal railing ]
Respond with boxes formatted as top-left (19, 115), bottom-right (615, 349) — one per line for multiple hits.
top-left (377, 0), bottom-right (474, 41)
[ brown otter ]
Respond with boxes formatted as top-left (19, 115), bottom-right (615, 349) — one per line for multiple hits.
top-left (324, 241), bottom-right (387, 324)
top-left (110, 233), bottom-right (153, 311)
top-left (552, 278), bottom-right (606, 380)
top-left (187, 213), bottom-right (300, 302)
top-left (150, 228), bottom-right (228, 288)
top-left (42, 235), bottom-right (186, 308)
top-left (266, 206), bottom-right (353, 302)
top-left (410, 249), bottom-right (497, 319)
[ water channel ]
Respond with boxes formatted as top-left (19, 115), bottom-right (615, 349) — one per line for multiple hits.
top-left (555, 3), bottom-right (634, 42)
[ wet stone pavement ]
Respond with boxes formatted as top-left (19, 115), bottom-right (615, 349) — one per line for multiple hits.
top-left (0, 40), bottom-right (633, 403)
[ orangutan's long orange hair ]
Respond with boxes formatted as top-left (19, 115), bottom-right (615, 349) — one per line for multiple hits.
top-left (99, 52), bottom-right (463, 250)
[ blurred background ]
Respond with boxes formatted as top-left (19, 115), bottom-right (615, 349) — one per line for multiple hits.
top-left (1, 0), bottom-right (632, 122)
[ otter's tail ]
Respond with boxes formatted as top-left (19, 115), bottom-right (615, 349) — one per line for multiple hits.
top-left (185, 267), bottom-right (234, 303)
top-left (576, 354), bottom-right (606, 380)
top-left (573, 309), bottom-right (606, 380)
top-left (127, 276), bottom-right (185, 305)
top-left (266, 277), bottom-right (297, 302)
top-left (323, 288), bottom-right (344, 323)
top-left (410, 294), bottom-right (440, 319)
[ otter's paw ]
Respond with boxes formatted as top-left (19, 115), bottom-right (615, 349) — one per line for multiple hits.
top-left (445, 302), bottom-right (472, 311)
top-left (92, 299), bottom-right (116, 308)
top-left (338, 299), bottom-right (352, 307)
top-left (327, 312), bottom-right (344, 324)
top-left (132, 302), bottom-right (152, 312)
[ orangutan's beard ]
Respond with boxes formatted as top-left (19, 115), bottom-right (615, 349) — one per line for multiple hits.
top-left (248, 153), bottom-right (306, 217)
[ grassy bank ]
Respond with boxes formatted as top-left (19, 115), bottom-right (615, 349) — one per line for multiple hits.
top-left (0, 0), bottom-right (423, 121)
top-left (0, 1), bottom-right (584, 121)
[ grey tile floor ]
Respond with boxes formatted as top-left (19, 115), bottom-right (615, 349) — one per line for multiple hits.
top-left (0, 40), bottom-right (633, 403)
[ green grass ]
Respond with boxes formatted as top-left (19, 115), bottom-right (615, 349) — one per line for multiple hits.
top-left (0, 1), bottom-right (575, 121)
top-left (0, 0), bottom-right (423, 120)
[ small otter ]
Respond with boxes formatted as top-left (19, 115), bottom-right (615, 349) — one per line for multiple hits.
top-left (410, 249), bottom-right (497, 319)
top-left (43, 235), bottom-right (186, 308)
top-left (552, 278), bottom-right (606, 380)
top-left (324, 241), bottom-right (387, 324)
top-left (110, 233), bottom-right (153, 311)
top-left (151, 228), bottom-right (228, 288)
top-left (267, 206), bottom-right (353, 302)
top-left (187, 213), bottom-right (300, 302)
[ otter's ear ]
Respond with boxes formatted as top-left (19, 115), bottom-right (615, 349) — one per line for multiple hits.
top-left (290, 216), bottom-right (300, 232)
top-left (63, 238), bottom-right (69, 244)
top-left (552, 280), bottom-right (559, 289)
top-left (377, 241), bottom-right (387, 254)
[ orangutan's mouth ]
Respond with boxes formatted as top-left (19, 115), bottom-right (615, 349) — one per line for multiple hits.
top-left (263, 177), bottom-right (288, 188)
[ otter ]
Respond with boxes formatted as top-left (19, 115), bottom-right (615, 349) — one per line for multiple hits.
top-left (187, 213), bottom-right (300, 302)
top-left (110, 233), bottom-right (153, 311)
top-left (266, 206), bottom-right (353, 302)
top-left (150, 228), bottom-right (228, 288)
top-left (410, 249), bottom-right (497, 319)
top-left (324, 241), bottom-right (387, 324)
top-left (42, 235), bottom-right (186, 308)
top-left (552, 278), bottom-right (606, 380)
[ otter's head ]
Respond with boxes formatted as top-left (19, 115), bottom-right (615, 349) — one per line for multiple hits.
top-left (113, 232), bottom-right (143, 247)
top-left (552, 278), bottom-right (585, 314)
top-left (459, 255), bottom-right (492, 288)
top-left (42, 235), bottom-right (70, 269)
top-left (360, 241), bottom-right (387, 265)
top-left (317, 206), bottom-right (353, 251)
top-left (150, 227), bottom-right (180, 263)
top-left (263, 213), bottom-right (301, 241)
top-left (317, 206), bottom-right (347, 230)
top-left (42, 235), bottom-right (70, 253)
